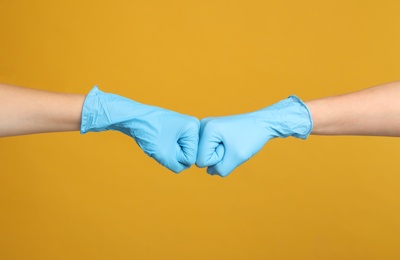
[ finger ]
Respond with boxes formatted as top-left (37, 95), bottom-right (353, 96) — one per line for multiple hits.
top-left (176, 119), bottom-right (200, 166)
top-left (196, 127), bottom-right (224, 168)
top-left (176, 136), bottom-right (198, 166)
top-left (168, 162), bottom-right (190, 174)
top-left (150, 150), bottom-right (190, 174)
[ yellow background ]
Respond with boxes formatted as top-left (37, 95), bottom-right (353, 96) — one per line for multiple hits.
top-left (1, 1), bottom-right (400, 259)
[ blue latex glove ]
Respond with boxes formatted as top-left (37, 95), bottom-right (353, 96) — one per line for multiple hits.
top-left (196, 95), bottom-right (313, 177)
top-left (80, 86), bottom-right (200, 173)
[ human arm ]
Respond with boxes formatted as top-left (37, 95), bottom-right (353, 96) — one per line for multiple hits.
top-left (306, 81), bottom-right (400, 136)
top-left (0, 83), bottom-right (199, 173)
top-left (0, 83), bottom-right (85, 137)
top-left (196, 81), bottom-right (400, 177)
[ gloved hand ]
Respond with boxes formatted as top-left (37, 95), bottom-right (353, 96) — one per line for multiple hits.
top-left (80, 86), bottom-right (200, 173)
top-left (196, 95), bottom-right (313, 177)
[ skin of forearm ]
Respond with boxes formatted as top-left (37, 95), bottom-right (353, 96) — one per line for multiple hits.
top-left (305, 81), bottom-right (400, 136)
top-left (0, 83), bottom-right (85, 137)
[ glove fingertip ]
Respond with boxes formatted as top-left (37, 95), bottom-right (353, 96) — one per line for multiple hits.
top-left (169, 162), bottom-right (190, 174)
top-left (195, 157), bottom-right (208, 168)
top-left (207, 161), bottom-right (235, 177)
top-left (206, 166), bottom-right (229, 177)
top-left (196, 155), bottom-right (218, 168)
top-left (196, 142), bottom-right (225, 168)
top-left (177, 145), bottom-right (197, 166)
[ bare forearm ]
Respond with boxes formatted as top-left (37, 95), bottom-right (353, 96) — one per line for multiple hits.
top-left (0, 83), bottom-right (85, 137)
top-left (305, 81), bottom-right (400, 136)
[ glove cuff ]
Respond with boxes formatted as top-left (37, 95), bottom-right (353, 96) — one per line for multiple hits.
top-left (80, 86), bottom-right (105, 134)
top-left (284, 95), bottom-right (313, 139)
top-left (261, 95), bottom-right (313, 139)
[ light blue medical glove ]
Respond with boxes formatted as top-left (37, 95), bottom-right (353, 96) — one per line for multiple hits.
top-left (80, 86), bottom-right (200, 173)
top-left (196, 95), bottom-right (313, 177)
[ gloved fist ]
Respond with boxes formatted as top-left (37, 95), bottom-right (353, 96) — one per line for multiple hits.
top-left (196, 95), bottom-right (313, 177)
top-left (80, 86), bottom-right (199, 173)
